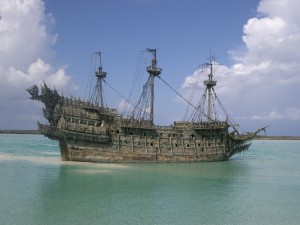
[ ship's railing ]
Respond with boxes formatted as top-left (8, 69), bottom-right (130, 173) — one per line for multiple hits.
top-left (156, 121), bottom-right (229, 130)
top-left (60, 129), bottom-right (110, 143)
top-left (121, 118), bottom-right (154, 129)
top-left (155, 125), bottom-right (173, 130)
top-left (192, 121), bottom-right (229, 129)
top-left (63, 97), bottom-right (92, 107)
top-left (37, 122), bottom-right (59, 137)
top-left (90, 107), bottom-right (118, 115)
top-left (62, 96), bottom-right (117, 115)
top-left (63, 121), bottom-right (108, 135)
top-left (38, 122), bottom-right (109, 143)
top-left (37, 123), bottom-right (51, 132)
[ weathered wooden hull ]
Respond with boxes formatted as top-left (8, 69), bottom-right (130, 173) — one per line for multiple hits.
top-left (57, 139), bottom-right (228, 162)
top-left (38, 116), bottom-right (254, 162)
top-left (39, 125), bottom-right (232, 162)
top-left (37, 104), bottom-right (254, 163)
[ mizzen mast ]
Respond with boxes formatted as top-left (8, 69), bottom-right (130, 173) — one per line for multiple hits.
top-left (146, 48), bottom-right (162, 124)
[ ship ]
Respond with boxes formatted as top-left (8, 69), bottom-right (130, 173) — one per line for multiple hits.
top-left (27, 49), bottom-right (266, 162)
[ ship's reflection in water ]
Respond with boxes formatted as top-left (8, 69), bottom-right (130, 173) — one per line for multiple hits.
top-left (35, 160), bottom-right (249, 225)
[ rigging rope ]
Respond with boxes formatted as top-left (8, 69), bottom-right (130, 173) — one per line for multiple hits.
top-left (157, 76), bottom-right (215, 122)
top-left (183, 65), bottom-right (204, 121)
top-left (213, 89), bottom-right (246, 133)
top-left (131, 77), bottom-right (151, 120)
top-left (122, 51), bottom-right (148, 116)
top-left (84, 53), bottom-right (97, 102)
top-left (103, 79), bottom-right (130, 103)
top-left (188, 88), bottom-right (207, 122)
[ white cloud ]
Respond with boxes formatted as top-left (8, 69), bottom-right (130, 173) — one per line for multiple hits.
top-left (0, 0), bottom-right (77, 129)
top-left (252, 107), bottom-right (300, 121)
top-left (258, 0), bottom-right (300, 24)
top-left (0, 0), bottom-right (56, 69)
top-left (285, 107), bottom-right (300, 120)
top-left (181, 0), bottom-right (300, 134)
top-left (181, 70), bottom-right (202, 90)
top-left (251, 111), bottom-right (284, 120)
top-left (117, 99), bottom-right (132, 114)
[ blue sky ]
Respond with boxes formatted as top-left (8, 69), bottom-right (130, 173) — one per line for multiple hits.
top-left (1, 0), bottom-right (300, 135)
top-left (44, 0), bottom-right (257, 79)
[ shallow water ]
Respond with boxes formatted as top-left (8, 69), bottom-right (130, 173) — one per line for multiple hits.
top-left (0, 134), bottom-right (299, 225)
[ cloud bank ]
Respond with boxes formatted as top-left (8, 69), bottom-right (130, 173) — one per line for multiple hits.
top-left (0, 0), bottom-right (77, 129)
top-left (181, 0), bottom-right (300, 135)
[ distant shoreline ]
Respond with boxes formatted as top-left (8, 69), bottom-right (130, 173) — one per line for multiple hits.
top-left (254, 135), bottom-right (300, 140)
top-left (0, 130), bottom-right (40, 134)
top-left (0, 130), bottom-right (299, 140)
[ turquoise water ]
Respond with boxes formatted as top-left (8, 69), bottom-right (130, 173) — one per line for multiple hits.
top-left (0, 134), bottom-right (300, 225)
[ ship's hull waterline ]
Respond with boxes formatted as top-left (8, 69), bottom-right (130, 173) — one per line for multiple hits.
top-left (58, 139), bottom-right (230, 162)
top-left (39, 122), bottom-right (241, 163)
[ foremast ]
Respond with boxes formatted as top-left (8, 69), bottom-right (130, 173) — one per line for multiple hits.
top-left (204, 58), bottom-right (217, 121)
top-left (95, 52), bottom-right (107, 109)
top-left (146, 48), bottom-right (162, 124)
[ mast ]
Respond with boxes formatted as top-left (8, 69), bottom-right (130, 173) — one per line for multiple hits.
top-left (204, 58), bottom-right (217, 120)
top-left (146, 49), bottom-right (162, 124)
top-left (95, 52), bottom-right (107, 108)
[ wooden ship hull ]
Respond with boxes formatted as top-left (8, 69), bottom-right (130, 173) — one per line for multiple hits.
top-left (36, 100), bottom-right (253, 162)
top-left (28, 49), bottom-right (264, 163)
top-left (38, 125), bottom-right (247, 162)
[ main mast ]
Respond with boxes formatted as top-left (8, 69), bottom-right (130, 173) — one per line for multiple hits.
top-left (146, 49), bottom-right (162, 124)
top-left (204, 58), bottom-right (217, 120)
top-left (95, 52), bottom-right (107, 108)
